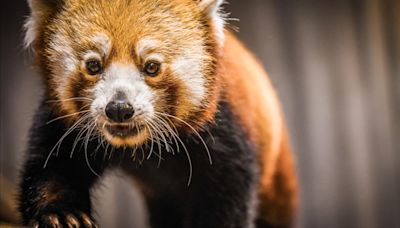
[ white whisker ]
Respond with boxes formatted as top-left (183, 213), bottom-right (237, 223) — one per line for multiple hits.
top-left (156, 112), bottom-right (212, 165)
top-left (46, 110), bottom-right (91, 124)
top-left (44, 113), bottom-right (91, 168)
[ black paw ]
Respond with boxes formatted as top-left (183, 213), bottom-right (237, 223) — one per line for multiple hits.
top-left (30, 211), bottom-right (97, 228)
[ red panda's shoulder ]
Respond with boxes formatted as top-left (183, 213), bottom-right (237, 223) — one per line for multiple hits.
top-left (219, 31), bottom-right (298, 224)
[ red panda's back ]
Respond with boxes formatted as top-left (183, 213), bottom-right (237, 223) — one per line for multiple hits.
top-left (220, 31), bottom-right (298, 225)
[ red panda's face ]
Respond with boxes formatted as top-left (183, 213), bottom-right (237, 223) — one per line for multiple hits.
top-left (27, 0), bottom-right (224, 147)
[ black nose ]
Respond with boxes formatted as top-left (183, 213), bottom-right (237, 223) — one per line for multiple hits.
top-left (105, 100), bottom-right (135, 122)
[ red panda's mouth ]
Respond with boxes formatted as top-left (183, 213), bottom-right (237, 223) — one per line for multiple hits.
top-left (105, 124), bottom-right (145, 138)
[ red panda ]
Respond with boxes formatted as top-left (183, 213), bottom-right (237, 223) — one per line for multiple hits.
top-left (19, 0), bottom-right (298, 227)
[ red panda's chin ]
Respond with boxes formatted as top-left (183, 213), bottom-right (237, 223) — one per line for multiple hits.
top-left (105, 124), bottom-right (145, 138)
top-left (102, 125), bottom-right (149, 147)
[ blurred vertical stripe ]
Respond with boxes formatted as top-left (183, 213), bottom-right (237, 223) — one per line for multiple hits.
top-left (227, 0), bottom-right (400, 227)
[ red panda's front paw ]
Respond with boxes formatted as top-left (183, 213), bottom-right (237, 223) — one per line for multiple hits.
top-left (30, 212), bottom-right (97, 228)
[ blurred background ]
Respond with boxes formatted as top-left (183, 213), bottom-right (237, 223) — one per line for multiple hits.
top-left (1, 0), bottom-right (399, 227)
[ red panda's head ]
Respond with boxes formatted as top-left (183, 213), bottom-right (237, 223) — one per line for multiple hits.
top-left (26, 0), bottom-right (224, 147)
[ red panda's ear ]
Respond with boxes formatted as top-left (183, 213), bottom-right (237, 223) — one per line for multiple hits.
top-left (196, 0), bottom-right (225, 44)
top-left (28, 0), bottom-right (63, 13)
top-left (197, 0), bottom-right (224, 15)
top-left (24, 0), bottom-right (64, 48)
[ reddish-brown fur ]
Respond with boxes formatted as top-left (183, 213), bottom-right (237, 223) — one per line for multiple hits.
top-left (25, 0), bottom-right (297, 225)
top-left (31, 0), bottom-right (220, 131)
top-left (219, 32), bottom-right (298, 225)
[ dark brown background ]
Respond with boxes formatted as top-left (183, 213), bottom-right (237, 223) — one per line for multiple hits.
top-left (1, 0), bottom-right (399, 227)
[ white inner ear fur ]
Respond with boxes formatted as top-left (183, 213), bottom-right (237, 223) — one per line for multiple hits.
top-left (198, 0), bottom-right (225, 45)
top-left (24, 16), bottom-right (38, 48)
top-left (24, 0), bottom-right (56, 48)
top-left (24, 0), bottom-right (42, 48)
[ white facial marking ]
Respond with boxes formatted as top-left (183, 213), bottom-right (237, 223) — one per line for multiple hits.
top-left (137, 38), bottom-right (161, 57)
top-left (47, 31), bottom-right (78, 101)
top-left (145, 53), bottom-right (165, 63)
top-left (91, 33), bottom-right (112, 57)
top-left (171, 43), bottom-right (207, 106)
top-left (49, 32), bottom-right (77, 72)
top-left (91, 63), bottom-right (155, 122)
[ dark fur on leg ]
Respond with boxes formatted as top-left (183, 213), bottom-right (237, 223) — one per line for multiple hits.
top-left (18, 101), bottom-right (108, 227)
top-left (20, 100), bottom-right (262, 227)
top-left (123, 101), bottom-right (260, 228)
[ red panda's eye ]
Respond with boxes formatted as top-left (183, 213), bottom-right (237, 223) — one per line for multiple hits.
top-left (85, 59), bottom-right (103, 75)
top-left (144, 61), bottom-right (161, 77)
